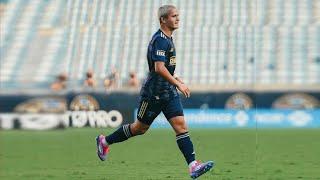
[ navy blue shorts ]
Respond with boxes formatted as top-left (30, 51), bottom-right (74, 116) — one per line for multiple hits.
top-left (136, 95), bottom-right (184, 126)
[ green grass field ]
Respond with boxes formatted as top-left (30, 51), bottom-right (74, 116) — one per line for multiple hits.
top-left (1, 128), bottom-right (319, 180)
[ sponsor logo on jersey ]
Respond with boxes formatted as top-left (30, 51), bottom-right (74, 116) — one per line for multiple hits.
top-left (156, 50), bottom-right (166, 56)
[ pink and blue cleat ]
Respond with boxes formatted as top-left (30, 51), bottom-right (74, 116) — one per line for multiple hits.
top-left (95, 134), bottom-right (109, 161)
top-left (189, 160), bottom-right (215, 179)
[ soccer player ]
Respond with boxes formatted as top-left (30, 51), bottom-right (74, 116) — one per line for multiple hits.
top-left (96, 5), bottom-right (214, 179)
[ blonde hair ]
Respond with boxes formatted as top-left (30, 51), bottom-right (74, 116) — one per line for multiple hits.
top-left (158, 5), bottom-right (176, 23)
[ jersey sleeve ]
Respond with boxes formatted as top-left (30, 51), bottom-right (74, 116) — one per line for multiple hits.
top-left (151, 37), bottom-right (169, 62)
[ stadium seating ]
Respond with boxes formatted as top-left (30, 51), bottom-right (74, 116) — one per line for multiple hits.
top-left (0, 0), bottom-right (319, 89)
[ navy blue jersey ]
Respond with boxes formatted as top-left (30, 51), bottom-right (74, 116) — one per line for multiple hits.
top-left (140, 29), bottom-right (178, 100)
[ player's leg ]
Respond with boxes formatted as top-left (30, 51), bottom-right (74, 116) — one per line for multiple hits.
top-left (168, 116), bottom-right (214, 178)
top-left (162, 96), bottom-right (194, 164)
top-left (163, 96), bottom-right (214, 179)
top-left (96, 120), bottom-right (150, 161)
top-left (105, 119), bottom-right (150, 145)
top-left (168, 116), bottom-right (196, 166)
top-left (96, 98), bottom-right (161, 161)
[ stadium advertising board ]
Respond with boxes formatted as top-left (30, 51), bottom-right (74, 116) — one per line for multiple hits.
top-left (0, 92), bottom-right (319, 129)
top-left (0, 93), bottom-right (129, 130)
top-left (146, 109), bottom-right (320, 128)
top-left (67, 94), bottom-right (123, 128)
top-left (0, 111), bottom-right (123, 130)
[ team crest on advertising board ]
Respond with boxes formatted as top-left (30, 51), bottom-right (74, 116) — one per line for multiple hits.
top-left (70, 94), bottom-right (100, 111)
top-left (225, 93), bottom-right (253, 110)
top-left (14, 97), bottom-right (67, 113)
top-left (272, 93), bottom-right (320, 109)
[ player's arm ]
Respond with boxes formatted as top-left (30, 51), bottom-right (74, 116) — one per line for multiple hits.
top-left (152, 37), bottom-right (190, 98)
top-left (155, 62), bottom-right (190, 98)
top-left (174, 73), bottom-right (185, 84)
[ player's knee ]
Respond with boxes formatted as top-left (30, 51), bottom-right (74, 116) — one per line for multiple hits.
top-left (131, 123), bottom-right (149, 135)
top-left (141, 127), bottom-right (149, 135)
top-left (135, 126), bottom-right (149, 135)
top-left (172, 120), bottom-right (188, 134)
top-left (176, 125), bottom-right (188, 134)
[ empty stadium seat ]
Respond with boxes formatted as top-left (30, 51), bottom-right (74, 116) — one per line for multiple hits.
top-left (0, 0), bottom-right (319, 89)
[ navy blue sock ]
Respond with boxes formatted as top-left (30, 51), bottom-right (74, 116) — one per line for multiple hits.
top-left (105, 124), bottom-right (133, 145)
top-left (176, 132), bottom-right (196, 165)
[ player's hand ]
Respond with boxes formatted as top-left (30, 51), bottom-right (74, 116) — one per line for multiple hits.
top-left (177, 83), bottom-right (191, 98)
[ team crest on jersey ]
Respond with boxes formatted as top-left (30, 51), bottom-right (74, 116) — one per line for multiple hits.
top-left (169, 56), bottom-right (176, 66)
top-left (156, 50), bottom-right (166, 56)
